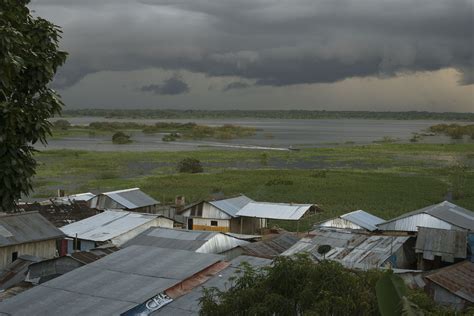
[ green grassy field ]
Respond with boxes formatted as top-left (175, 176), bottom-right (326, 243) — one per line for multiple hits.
top-left (32, 143), bottom-right (474, 230)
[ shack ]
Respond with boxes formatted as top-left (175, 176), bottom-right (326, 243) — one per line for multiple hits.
top-left (424, 260), bottom-right (474, 311)
top-left (283, 228), bottom-right (416, 270)
top-left (0, 246), bottom-right (226, 315)
top-left (60, 210), bottom-right (174, 252)
top-left (0, 212), bottom-right (64, 270)
top-left (122, 227), bottom-right (250, 256)
top-left (318, 210), bottom-right (385, 232)
top-left (377, 201), bottom-right (474, 232)
top-left (89, 188), bottom-right (160, 213)
top-left (415, 227), bottom-right (468, 270)
top-left (179, 195), bottom-right (262, 233)
top-left (236, 201), bottom-right (319, 233)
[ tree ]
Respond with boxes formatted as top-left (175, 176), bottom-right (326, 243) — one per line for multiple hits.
top-left (112, 131), bottom-right (132, 144)
top-left (53, 119), bottom-right (71, 130)
top-left (0, 0), bottom-right (67, 211)
top-left (177, 158), bottom-right (203, 173)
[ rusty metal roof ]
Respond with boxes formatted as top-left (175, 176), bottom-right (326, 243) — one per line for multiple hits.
top-left (415, 227), bottom-right (467, 262)
top-left (283, 228), bottom-right (410, 270)
top-left (240, 233), bottom-right (300, 258)
top-left (425, 261), bottom-right (474, 303)
top-left (0, 212), bottom-right (64, 247)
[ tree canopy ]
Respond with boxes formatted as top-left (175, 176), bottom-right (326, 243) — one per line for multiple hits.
top-left (0, 0), bottom-right (67, 211)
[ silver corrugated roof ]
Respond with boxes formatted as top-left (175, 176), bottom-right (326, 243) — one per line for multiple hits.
top-left (103, 188), bottom-right (159, 209)
top-left (236, 202), bottom-right (315, 220)
top-left (154, 256), bottom-right (272, 315)
top-left (0, 246), bottom-right (223, 315)
top-left (415, 227), bottom-right (467, 262)
top-left (341, 210), bottom-right (385, 231)
top-left (60, 210), bottom-right (160, 242)
top-left (122, 227), bottom-right (249, 253)
top-left (282, 228), bottom-right (410, 270)
top-left (208, 195), bottom-right (254, 217)
top-left (0, 212), bottom-right (64, 247)
top-left (378, 201), bottom-right (474, 232)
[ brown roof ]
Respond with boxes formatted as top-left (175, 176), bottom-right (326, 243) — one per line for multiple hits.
top-left (240, 233), bottom-right (300, 258)
top-left (425, 261), bottom-right (474, 303)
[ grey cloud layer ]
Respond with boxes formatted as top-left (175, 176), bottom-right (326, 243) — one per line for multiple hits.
top-left (141, 76), bottom-right (190, 95)
top-left (32, 0), bottom-right (474, 88)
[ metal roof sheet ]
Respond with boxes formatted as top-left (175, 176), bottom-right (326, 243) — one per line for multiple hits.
top-left (425, 261), bottom-right (474, 303)
top-left (208, 195), bottom-right (254, 217)
top-left (378, 201), bottom-right (474, 232)
top-left (236, 202), bottom-right (315, 220)
top-left (415, 227), bottom-right (467, 262)
top-left (154, 256), bottom-right (272, 315)
top-left (55, 192), bottom-right (95, 203)
top-left (0, 246), bottom-right (223, 315)
top-left (0, 212), bottom-right (64, 247)
top-left (102, 188), bottom-right (159, 209)
top-left (122, 227), bottom-right (249, 253)
top-left (341, 210), bottom-right (385, 231)
top-left (60, 210), bottom-right (160, 242)
top-left (240, 233), bottom-right (300, 258)
top-left (283, 228), bottom-right (410, 270)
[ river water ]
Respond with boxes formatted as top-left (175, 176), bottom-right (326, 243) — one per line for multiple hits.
top-left (41, 117), bottom-right (468, 151)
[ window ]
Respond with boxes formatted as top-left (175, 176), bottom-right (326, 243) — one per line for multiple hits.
top-left (73, 239), bottom-right (82, 251)
top-left (11, 251), bottom-right (18, 262)
top-left (197, 204), bottom-right (203, 217)
top-left (210, 220), bottom-right (218, 227)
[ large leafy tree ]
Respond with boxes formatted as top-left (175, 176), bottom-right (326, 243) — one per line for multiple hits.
top-left (0, 0), bottom-right (67, 211)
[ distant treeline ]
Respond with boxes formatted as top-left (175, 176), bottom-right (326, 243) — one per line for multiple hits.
top-left (61, 109), bottom-right (474, 121)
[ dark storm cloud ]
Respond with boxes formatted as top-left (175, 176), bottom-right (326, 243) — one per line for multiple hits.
top-left (141, 77), bottom-right (190, 95)
top-left (223, 81), bottom-right (251, 91)
top-left (31, 0), bottom-right (474, 88)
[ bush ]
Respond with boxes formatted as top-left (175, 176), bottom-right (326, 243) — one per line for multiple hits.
top-left (53, 119), bottom-right (71, 130)
top-left (112, 131), bottom-right (132, 144)
top-left (177, 158), bottom-right (203, 173)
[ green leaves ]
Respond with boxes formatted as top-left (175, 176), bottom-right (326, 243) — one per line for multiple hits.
top-left (0, 0), bottom-right (67, 211)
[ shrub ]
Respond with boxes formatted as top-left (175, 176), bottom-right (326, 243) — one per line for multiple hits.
top-left (53, 119), bottom-right (71, 130)
top-left (177, 158), bottom-right (203, 173)
top-left (112, 131), bottom-right (132, 144)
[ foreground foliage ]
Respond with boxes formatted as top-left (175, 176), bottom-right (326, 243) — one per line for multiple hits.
top-left (0, 0), bottom-right (67, 211)
top-left (199, 255), bottom-right (455, 316)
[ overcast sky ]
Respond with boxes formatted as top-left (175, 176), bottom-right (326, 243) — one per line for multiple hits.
top-left (30, 0), bottom-right (474, 112)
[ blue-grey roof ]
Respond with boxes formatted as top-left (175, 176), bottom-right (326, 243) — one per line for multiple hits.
top-left (341, 210), bottom-right (385, 231)
top-left (208, 195), bottom-right (254, 217)
top-left (0, 212), bottom-right (64, 247)
top-left (0, 246), bottom-right (223, 316)
top-left (154, 256), bottom-right (272, 315)
top-left (103, 188), bottom-right (159, 209)
top-left (378, 201), bottom-right (474, 231)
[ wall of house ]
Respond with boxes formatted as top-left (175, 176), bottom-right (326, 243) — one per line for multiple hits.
top-left (319, 218), bottom-right (363, 230)
top-left (112, 217), bottom-right (174, 246)
top-left (191, 218), bottom-right (230, 232)
top-left (230, 217), bottom-right (266, 234)
top-left (426, 282), bottom-right (467, 311)
top-left (89, 195), bottom-right (124, 210)
top-left (66, 239), bottom-right (96, 253)
top-left (181, 202), bottom-right (232, 220)
top-left (0, 240), bottom-right (58, 270)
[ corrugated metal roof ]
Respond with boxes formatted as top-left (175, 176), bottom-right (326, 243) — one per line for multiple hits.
top-left (0, 246), bottom-right (224, 315)
top-left (415, 227), bottom-right (467, 262)
top-left (283, 228), bottom-right (410, 270)
top-left (0, 212), bottom-right (64, 247)
top-left (236, 202), bottom-right (315, 220)
top-left (425, 261), bottom-right (474, 303)
top-left (208, 195), bottom-right (254, 217)
top-left (155, 256), bottom-right (272, 315)
top-left (60, 210), bottom-right (160, 242)
top-left (122, 227), bottom-right (249, 253)
top-left (378, 201), bottom-right (474, 232)
top-left (102, 188), bottom-right (159, 209)
top-left (54, 193), bottom-right (95, 203)
top-left (341, 210), bottom-right (385, 231)
top-left (240, 233), bottom-right (300, 258)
